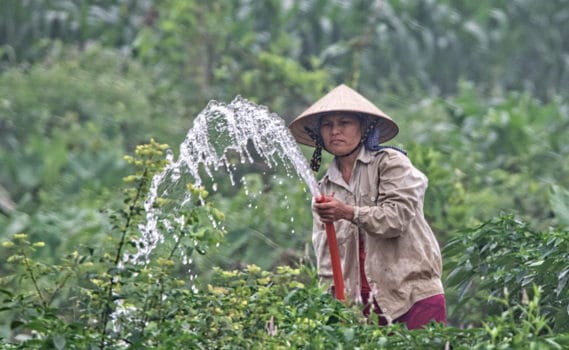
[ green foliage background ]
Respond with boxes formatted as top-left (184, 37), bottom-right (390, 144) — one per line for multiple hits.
top-left (1, 0), bottom-right (569, 348)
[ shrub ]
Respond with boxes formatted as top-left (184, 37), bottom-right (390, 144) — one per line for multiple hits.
top-left (444, 214), bottom-right (569, 332)
top-left (1, 142), bottom-right (569, 349)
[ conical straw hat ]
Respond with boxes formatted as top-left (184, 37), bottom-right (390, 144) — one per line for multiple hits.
top-left (288, 84), bottom-right (399, 147)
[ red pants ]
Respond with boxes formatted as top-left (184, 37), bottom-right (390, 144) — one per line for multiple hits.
top-left (362, 293), bottom-right (447, 329)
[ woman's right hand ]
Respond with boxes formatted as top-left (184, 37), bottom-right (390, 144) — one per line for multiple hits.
top-left (314, 195), bottom-right (354, 223)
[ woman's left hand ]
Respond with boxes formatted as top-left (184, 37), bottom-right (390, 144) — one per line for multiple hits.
top-left (314, 195), bottom-right (355, 223)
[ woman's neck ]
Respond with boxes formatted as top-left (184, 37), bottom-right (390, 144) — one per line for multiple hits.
top-left (336, 149), bottom-right (360, 183)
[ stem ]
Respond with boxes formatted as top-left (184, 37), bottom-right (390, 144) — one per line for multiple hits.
top-left (47, 271), bottom-right (72, 306)
top-left (141, 237), bottom-right (181, 337)
top-left (99, 168), bottom-right (148, 349)
top-left (139, 275), bottom-right (167, 338)
top-left (21, 249), bottom-right (47, 310)
top-left (138, 291), bottom-right (153, 337)
top-left (167, 237), bottom-right (181, 260)
top-left (114, 168), bottom-right (148, 265)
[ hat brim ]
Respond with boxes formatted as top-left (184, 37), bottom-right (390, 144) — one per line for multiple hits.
top-left (289, 110), bottom-right (399, 147)
top-left (288, 84), bottom-right (399, 148)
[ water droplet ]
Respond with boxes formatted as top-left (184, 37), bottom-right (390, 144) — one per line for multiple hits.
top-left (165, 149), bottom-right (174, 162)
top-left (134, 96), bottom-right (321, 264)
top-left (171, 167), bottom-right (180, 181)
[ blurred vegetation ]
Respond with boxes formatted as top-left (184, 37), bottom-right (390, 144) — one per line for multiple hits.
top-left (1, 0), bottom-right (569, 347)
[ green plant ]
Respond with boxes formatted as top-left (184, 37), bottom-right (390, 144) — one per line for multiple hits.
top-left (444, 215), bottom-right (569, 332)
top-left (0, 44), bottom-right (155, 213)
top-left (0, 0), bottom-right (151, 66)
top-left (3, 210), bottom-right (569, 348)
top-left (393, 83), bottom-right (569, 235)
top-left (0, 139), bottom-right (225, 348)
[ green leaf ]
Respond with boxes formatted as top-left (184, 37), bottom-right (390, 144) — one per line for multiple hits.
top-left (24, 319), bottom-right (50, 332)
top-left (10, 320), bottom-right (24, 330)
top-left (446, 266), bottom-right (472, 287)
top-left (53, 334), bottom-right (66, 350)
top-left (558, 268), bottom-right (569, 297)
top-left (343, 327), bottom-right (354, 342)
top-left (457, 279), bottom-right (474, 301)
top-left (527, 260), bottom-right (544, 267)
top-left (0, 288), bottom-right (14, 297)
top-left (549, 185), bottom-right (569, 228)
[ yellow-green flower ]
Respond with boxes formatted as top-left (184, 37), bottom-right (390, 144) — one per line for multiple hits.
top-left (288, 281), bottom-right (305, 289)
top-left (156, 257), bottom-right (175, 266)
top-left (257, 277), bottom-right (271, 285)
top-left (7, 255), bottom-right (22, 263)
top-left (13, 233), bottom-right (28, 240)
top-left (218, 269), bottom-right (239, 278)
top-left (174, 279), bottom-right (186, 287)
top-left (2, 241), bottom-right (15, 248)
top-left (122, 175), bottom-right (138, 183)
top-left (246, 264), bottom-right (261, 274)
top-left (208, 284), bottom-right (228, 295)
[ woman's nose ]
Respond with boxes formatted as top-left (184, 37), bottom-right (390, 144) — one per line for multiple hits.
top-left (330, 123), bottom-right (340, 134)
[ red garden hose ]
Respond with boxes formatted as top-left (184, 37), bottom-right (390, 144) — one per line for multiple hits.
top-left (316, 195), bottom-right (345, 301)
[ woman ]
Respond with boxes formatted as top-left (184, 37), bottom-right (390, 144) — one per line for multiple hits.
top-left (288, 84), bottom-right (446, 329)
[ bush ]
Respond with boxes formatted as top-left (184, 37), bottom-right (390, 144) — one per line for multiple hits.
top-left (444, 214), bottom-right (569, 332)
top-left (2, 142), bottom-right (569, 349)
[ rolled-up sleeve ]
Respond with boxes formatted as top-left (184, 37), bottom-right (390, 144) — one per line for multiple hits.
top-left (354, 151), bottom-right (427, 238)
top-left (312, 199), bottom-right (333, 279)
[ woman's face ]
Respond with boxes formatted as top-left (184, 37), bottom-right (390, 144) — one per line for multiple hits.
top-left (319, 113), bottom-right (362, 155)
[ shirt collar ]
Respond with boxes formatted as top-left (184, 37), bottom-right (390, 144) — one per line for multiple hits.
top-left (321, 147), bottom-right (374, 189)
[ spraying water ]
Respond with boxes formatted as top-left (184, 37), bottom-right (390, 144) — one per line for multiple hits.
top-left (132, 96), bottom-right (320, 264)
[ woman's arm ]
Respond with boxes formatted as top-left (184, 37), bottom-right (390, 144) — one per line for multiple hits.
top-left (354, 151), bottom-right (427, 238)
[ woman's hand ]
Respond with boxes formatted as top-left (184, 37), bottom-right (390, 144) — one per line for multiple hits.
top-left (314, 195), bottom-right (355, 223)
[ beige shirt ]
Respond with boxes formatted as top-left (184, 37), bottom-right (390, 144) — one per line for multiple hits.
top-left (312, 147), bottom-right (444, 321)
